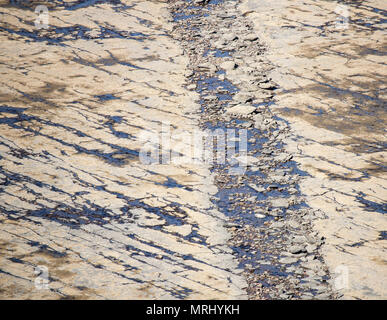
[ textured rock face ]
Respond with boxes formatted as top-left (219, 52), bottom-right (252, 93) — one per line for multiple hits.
top-left (242, 0), bottom-right (387, 299)
top-left (0, 0), bottom-right (385, 301)
top-left (0, 1), bottom-right (247, 299)
top-left (167, 0), bottom-right (336, 300)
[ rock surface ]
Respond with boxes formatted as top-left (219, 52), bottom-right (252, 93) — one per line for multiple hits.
top-left (242, 0), bottom-right (387, 299)
top-left (0, 0), bottom-right (384, 301)
top-left (0, 0), bottom-right (247, 300)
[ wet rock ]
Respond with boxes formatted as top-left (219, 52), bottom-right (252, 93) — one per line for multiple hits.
top-left (243, 34), bottom-right (259, 41)
top-left (292, 235), bottom-right (308, 244)
top-left (270, 198), bottom-right (290, 208)
top-left (305, 259), bottom-right (324, 271)
top-left (167, 0), bottom-right (336, 301)
top-left (214, 40), bottom-right (226, 48)
top-left (223, 33), bottom-right (238, 42)
top-left (315, 293), bottom-right (331, 300)
top-left (271, 221), bottom-right (284, 229)
top-left (259, 81), bottom-right (277, 90)
top-left (279, 293), bottom-right (291, 299)
top-left (248, 183), bottom-right (265, 193)
top-left (275, 153), bottom-right (293, 162)
top-left (233, 92), bottom-right (254, 103)
top-left (185, 70), bottom-right (194, 77)
top-left (287, 220), bottom-right (300, 229)
top-left (268, 209), bottom-right (282, 217)
top-left (306, 255), bottom-right (316, 261)
top-left (220, 60), bottom-right (237, 71)
top-left (279, 257), bottom-right (298, 264)
top-left (306, 244), bottom-right (318, 253)
top-left (193, 0), bottom-right (210, 5)
top-left (224, 222), bottom-right (240, 229)
top-left (225, 104), bottom-right (256, 117)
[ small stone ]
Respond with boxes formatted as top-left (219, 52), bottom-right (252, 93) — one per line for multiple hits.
top-left (248, 183), bottom-right (265, 193)
top-left (293, 235), bottom-right (307, 243)
top-left (315, 293), bottom-right (331, 300)
top-left (268, 209), bottom-right (282, 217)
top-left (271, 198), bottom-right (290, 208)
top-left (289, 245), bottom-right (306, 254)
top-left (225, 104), bottom-right (256, 116)
top-left (276, 153), bottom-right (293, 162)
top-left (233, 92), bottom-right (254, 103)
top-left (279, 257), bottom-right (298, 264)
top-left (224, 222), bottom-right (240, 228)
top-left (305, 255), bottom-right (315, 262)
top-left (305, 259), bottom-right (324, 271)
top-left (253, 114), bottom-right (264, 125)
top-left (243, 34), bottom-right (259, 41)
top-left (233, 155), bottom-right (259, 166)
top-left (306, 244), bottom-right (317, 253)
top-left (223, 33), bottom-right (238, 42)
top-left (259, 81), bottom-right (277, 90)
top-left (271, 221), bottom-right (284, 229)
top-left (288, 220), bottom-right (300, 229)
top-left (214, 40), bottom-right (225, 48)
